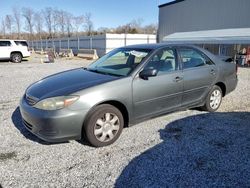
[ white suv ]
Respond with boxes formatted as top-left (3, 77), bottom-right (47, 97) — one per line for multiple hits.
top-left (0, 40), bottom-right (31, 63)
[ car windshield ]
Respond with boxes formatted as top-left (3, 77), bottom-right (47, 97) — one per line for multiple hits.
top-left (87, 48), bottom-right (152, 76)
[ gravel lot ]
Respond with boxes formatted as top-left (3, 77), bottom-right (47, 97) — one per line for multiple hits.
top-left (0, 56), bottom-right (249, 187)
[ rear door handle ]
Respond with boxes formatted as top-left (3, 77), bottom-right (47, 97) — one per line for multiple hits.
top-left (210, 69), bottom-right (216, 75)
top-left (174, 76), bottom-right (183, 82)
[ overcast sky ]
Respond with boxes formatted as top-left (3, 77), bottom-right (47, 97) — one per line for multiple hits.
top-left (0, 0), bottom-right (172, 29)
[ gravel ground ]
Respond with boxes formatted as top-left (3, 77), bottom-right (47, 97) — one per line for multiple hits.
top-left (0, 56), bottom-right (249, 187)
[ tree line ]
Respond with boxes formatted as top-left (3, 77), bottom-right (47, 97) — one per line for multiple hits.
top-left (0, 7), bottom-right (157, 40)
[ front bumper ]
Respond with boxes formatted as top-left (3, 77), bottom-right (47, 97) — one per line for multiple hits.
top-left (19, 96), bottom-right (89, 142)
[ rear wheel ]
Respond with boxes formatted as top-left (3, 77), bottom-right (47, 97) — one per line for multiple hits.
top-left (202, 85), bottom-right (222, 112)
top-left (84, 104), bottom-right (124, 147)
top-left (11, 53), bottom-right (22, 63)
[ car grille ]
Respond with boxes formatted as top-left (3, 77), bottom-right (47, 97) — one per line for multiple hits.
top-left (25, 94), bottom-right (38, 106)
top-left (22, 119), bottom-right (33, 130)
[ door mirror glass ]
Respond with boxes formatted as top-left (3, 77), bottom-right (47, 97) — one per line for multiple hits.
top-left (139, 68), bottom-right (158, 80)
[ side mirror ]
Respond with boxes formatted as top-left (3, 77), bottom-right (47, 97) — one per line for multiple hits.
top-left (139, 68), bottom-right (158, 80)
top-left (225, 58), bottom-right (233, 63)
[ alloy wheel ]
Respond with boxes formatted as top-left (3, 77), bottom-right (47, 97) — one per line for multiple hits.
top-left (94, 113), bottom-right (120, 142)
top-left (210, 89), bottom-right (222, 110)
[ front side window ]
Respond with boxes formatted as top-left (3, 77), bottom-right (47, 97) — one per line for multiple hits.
top-left (88, 48), bottom-right (151, 76)
top-left (144, 48), bottom-right (177, 75)
top-left (0, 41), bottom-right (11, 47)
top-left (179, 48), bottom-right (207, 69)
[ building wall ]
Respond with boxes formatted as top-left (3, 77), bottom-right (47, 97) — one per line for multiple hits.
top-left (29, 34), bottom-right (156, 57)
top-left (106, 34), bottom-right (156, 53)
top-left (158, 0), bottom-right (250, 42)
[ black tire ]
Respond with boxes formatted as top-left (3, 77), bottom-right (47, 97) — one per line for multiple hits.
top-left (202, 85), bottom-right (223, 112)
top-left (11, 53), bottom-right (22, 63)
top-left (84, 104), bottom-right (124, 147)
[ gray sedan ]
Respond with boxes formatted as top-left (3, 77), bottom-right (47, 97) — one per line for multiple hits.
top-left (20, 44), bottom-right (238, 147)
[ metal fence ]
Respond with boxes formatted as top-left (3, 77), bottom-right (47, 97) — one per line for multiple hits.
top-left (29, 33), bottom-right (156, 57)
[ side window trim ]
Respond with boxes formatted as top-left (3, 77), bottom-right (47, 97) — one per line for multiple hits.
top-left (177, 47), bottom-right (211, 70)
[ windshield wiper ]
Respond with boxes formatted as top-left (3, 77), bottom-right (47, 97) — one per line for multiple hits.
top-left (86, 68), bottom-right (122, 77)
top-left (86, 68), bottom-right (99, 73)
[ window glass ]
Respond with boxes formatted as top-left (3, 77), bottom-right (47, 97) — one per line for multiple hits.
top-left (179, 48), bottom-right (207, 69)
top-left (145, 48), bottom-right (176, 74)
top-left (201, 53), bottom-right (214, 65)
top-left (15, 41), bottom-right (28, 47)
top-left (88, 48), bottom-right (151, 76)
top-left (0, 41), bottom-right (11, 47)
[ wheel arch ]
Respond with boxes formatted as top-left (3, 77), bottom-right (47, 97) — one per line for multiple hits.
top-left (81, 100), bottom-right (130, 141)
top-left (11, 51), bottom-right (23, 57)
top-left (215, 82), bottom-right (226, 97)
top-left (98, 100), bottom-right (129, 127)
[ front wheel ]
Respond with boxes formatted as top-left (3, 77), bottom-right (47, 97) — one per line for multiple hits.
top-left (202, 85), bottom-right (223, 112)
top-left (84, 104), bottom-right (124, 147)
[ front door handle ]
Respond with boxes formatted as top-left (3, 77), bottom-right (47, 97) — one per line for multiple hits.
top-left (174, 76), bottom-right (183, 82)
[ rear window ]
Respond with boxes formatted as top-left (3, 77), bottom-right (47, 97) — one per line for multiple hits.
top-left (0, 41), bottom-right (11, 46)
top-left (14, 41), bottom-right (28, 47)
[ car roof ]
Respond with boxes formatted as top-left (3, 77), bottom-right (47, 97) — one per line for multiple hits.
top-left (123, 43), bottom-right (198, 50)
top-left (122, 43), bottom-right (218, 62)
top-left (0, 39), bottom-right (27, 41)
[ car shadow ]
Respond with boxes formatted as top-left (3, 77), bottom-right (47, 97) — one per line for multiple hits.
top-left (0, 59), bottom-right (29, 64)
top-left (0, 60), bottom-right (10, 63)
top-left (11, 107), bottom-right (68, 145)
top-left (115, 112), bottom-right (250, 187)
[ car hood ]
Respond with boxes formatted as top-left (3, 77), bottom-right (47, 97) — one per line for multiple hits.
top-left (26, 68), bottom-right (118, 99)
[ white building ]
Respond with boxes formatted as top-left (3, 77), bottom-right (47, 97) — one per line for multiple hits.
top-left (30, 34), bottom-right (156, 57)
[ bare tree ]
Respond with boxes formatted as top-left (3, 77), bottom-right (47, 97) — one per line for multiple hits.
top-left (73, 15), bottom-right (85, 36)
top-left (22, 7), bottom-right (34, 39)
top-left (143, 24), bottom-right (158, 34)
top-left (34, 11), bottom-right (43, 39)
top-left (52, 9), bottom-right (59, 37)
top-left (5, 15), bottom-right (13, 35)
top-left (55, 10), bottom-right (68, 37)
top-left (84, 13), bottom-right (93, 36)
top-left (97, 27), bottom-right (111, 34)
top-left (0, 7), bottom-right (158, 39)
top-left (12, 7), bottom-right (21, 38)
top-left (1, 19), bottom-right (6, 38)
top-left (65, 12), bottom-right (73, 37)
top-left (130, 18), bottom-right (144, 29)
top-left (43, 7), bottom-right (53, 38)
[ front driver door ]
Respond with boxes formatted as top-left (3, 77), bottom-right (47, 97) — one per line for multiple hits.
top-left (0, 41), bottom-right (11, 58)
top-left (132, 47), bottom-right (183, 119)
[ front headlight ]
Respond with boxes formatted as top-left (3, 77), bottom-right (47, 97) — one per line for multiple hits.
top-left (33, 96), bottom-right (79, 110)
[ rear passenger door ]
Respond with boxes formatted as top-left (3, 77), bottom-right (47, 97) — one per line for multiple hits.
top-left (177, 47), bottom-right (217, 106)
top-left (0, 41), bottom-right (11, 58)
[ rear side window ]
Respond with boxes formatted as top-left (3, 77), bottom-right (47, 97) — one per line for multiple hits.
top-left (179, 48), bottom-right (207, 69)
top-left (0, 41), bottom-right (11, 46)
top-left (15, 41), bottom-right (28, 47)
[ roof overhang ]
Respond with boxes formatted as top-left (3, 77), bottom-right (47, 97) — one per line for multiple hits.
top-left (159, 0), bottom-right (185, 8)
top-left (163, 28), bottom-right (250, 44)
